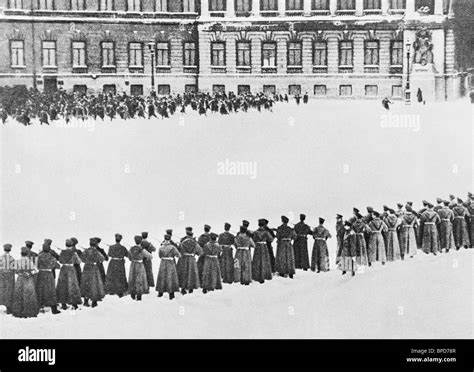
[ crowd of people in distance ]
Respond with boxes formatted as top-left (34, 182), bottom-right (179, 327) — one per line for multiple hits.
top-left (0, 86), bottom-right (311, 126)
top-left (0, 192), bottom-right (472, 319)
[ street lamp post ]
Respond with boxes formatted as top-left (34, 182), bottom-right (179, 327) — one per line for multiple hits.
top-left (148, 42), bottom-right (156, 96)
top-left (405, 42), bottom-right (411, 105)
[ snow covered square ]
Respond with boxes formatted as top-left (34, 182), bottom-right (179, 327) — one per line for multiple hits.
top-left (0, 98), bottom-right (472, 339)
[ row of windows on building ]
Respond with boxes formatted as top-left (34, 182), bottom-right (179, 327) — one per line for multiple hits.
top-left (65, 83), bottom-right (403, 99)
top-left (9, 40), bottom-right (198, 70)
top-left (9, 39), bottom-right (404, 72)
top-left (8, 0), bottom-right (433, 13)
top-left (8, 0), bottom-right (196, 12)
top-left (211, 0), bottom-right (409, 12)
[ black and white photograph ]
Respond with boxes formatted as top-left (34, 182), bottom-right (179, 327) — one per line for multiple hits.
top-left (0, 0), bottom-right (473, 369)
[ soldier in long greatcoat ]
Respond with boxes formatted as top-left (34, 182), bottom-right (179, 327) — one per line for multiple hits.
top-left (338, 222), bottom-right (357, 276)
top-left (452, 199), bottom-right (470, 249)
top-left (252, 219), bottom-right (273, 283)
top-left (128, 236), bottom-right (152, 301)
top-left (12, 247), bottom-right (40, 318)
top-left (94, 237), bottom-right (108, 285)
top-left (202, 233), bottom-right (223, 293)
top-left (311, 218), bottom-right (331, 272)
top-left (437, 200), bottom-right (456, 253)
top-left (0, 244), bottom-right (15, 314)
top-left (234, 226), bottom-right (255, 285)
top-left (275, 216), bottom-right (296, 278)
top-left (293, 214), bottom-right (312, 271)
top-left (70, 237), bottom-right (82, 284)
top-left (36, 245), bottom-right (61, 314)
top-left (197, 225), bottom-right (212, 282)
top-left (177, 229), bottom-right (202, 295)
top-left (263, 219), bottom-right (276, 273)
top-left (399, 205), bottom-right (419, 258)
top-left (57, 239), bottom-right (82, 310)
top-left (106, 234), bottom-right (129, 297)
top-left (335, 214), bottom-right (345, 265)
top-left (420, 203), bottom-right (441, 255)
top-left (384, 209), bottom-right (402, 261)
top-left (367, 211), bottom-right (388, 265)
top-left (217, 223), bottom-right (235, 284)
top-left (81, 238), bottom-right (106, 307)
top-left (466, 198), bottom-right (474, 248)
top-left (156, 234), bottom-right (181, 300)
top-left (141, 232), bottom-right (156, 288)
top-left (351, 214), bottom-right (370, 267)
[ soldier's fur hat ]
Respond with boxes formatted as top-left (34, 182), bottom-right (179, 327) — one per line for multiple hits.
top-left (166, 229), bottom-right (173, 235)
top-left (443, 200), bottom-right (450, 206)
top-left (383, 205), bottom-right (389, 211)
top-left (115, 234), bottom-right (123, 240)
top-left (224, 222), bottom-right (231, 230)
top-left (397, 203), bottom-right (403, 209)
top-left (422, 200), bottom-right (429, 206)
top-left (258, 219), bottom-right (266, 227)
top-left (90, 237), bottom-right (99, 246)
top-left (65, 239), bottom-right (73, 247)
top-left (185, 227), bottom-right (193, 232)
top-left (436, 197), bottom-right (443, 204)
top-left (367, 206), bottom-right (374, 213)
top-left (141, 232), bottom-right (148, 238)
top-left (210, 233), bottom-right (218, 241)
top-left (3, 244), bottom-right (12, 252)
top-left (164, 234), bottom-right (171, 240)
top-left (319, 218), bottom-right (325, 225)
top-left (281, 216), bottom-right (289, 224)
top-left (353, 208), bottom-right (360, 214)
top-left (25, 241), bottom-right (34, 247)
top-left (242, 220), bottom-right (250, 227)
top-left (134, 235), bottom-right (143, 244)
top-left (44, 239), bottom-right (52, 245)
top-left (299, 214), bottom-right (306, 220)
top-left (204, 224), bottom-right (211, 231)
top-left (70, 237), bottom-right (78, 245)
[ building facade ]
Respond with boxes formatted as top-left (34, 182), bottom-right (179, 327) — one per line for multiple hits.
top-left (0, 0), bottom-right (466, 100)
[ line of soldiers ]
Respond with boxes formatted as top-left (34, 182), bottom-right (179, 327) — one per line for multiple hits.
top-left (0, 87), bottom-right (290, 126)
top-left (335, 193), bottom-right (474, 276)
top-left (0, 192), bottom-right (472, 318)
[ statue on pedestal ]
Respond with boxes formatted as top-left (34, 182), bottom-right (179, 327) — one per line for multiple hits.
top-left (413, 28), bottom-right (434, 65)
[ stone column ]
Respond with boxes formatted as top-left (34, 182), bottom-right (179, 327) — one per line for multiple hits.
top-left (353, 34), bottom-right (364, 74)
top-left (251, 37), bottom-right (262, 73)
top-left (381, 0), bottom-right (389, 15)
top-left (226, 35), bottom-right (237, 74)
top-left (355, 0), bottom-right (363, 15)
top-left (302, 37), bottom-right (313, 73)
top-left (329, 0), bottom-right (337, 15)
top-left (276, 37), bottom-right (287, 73)
top-left (379, 34), bottom-right (391, 75)
top-left (252, 0), bottom-right (260, 16)
top-left (201, 0), bottom-right (209, 17)
top-left (444, 28), bottom-right (455, 73)
top-left (303, 0), bottom-right (311, 15)
top-left (226, 0), bottom-right (235, 17)
top-left (278, 0), bottom-right (286, 16)
top-left (434, 0), bottom-right (443, 15)
top-left (327, 35), bottom-right (339, 74)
